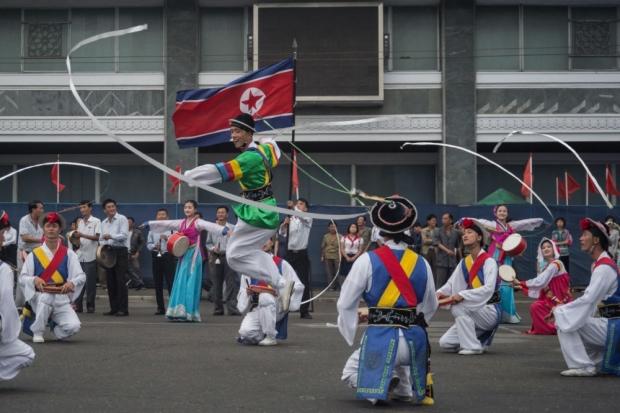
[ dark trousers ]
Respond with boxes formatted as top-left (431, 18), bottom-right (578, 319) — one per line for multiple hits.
top-left (435, 266), bottom-right (455, 288)
top-left (152, 252), bottom-right (177, 312)
top-left (126, 254), bottom-right (144, 287)
top-left (75, 260), bottom-right (98, 311)
top-left (210, 253), bottom-right (239, 313)
top-left (286, 249), bottom-right (311, 315)
top-left (559, 255), bottom-right (570, 273)
top-left (105, 247), bottom-right (129, 314)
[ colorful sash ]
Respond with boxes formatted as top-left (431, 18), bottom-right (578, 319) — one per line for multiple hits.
top-left (373, 246), bottom-right (419, 307)
top-left (461, 252), bottom-right (491, 289)
top-left (33, 244), bottom-right (68, 285)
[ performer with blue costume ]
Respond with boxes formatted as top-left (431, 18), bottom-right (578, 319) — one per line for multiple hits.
top-left (437, 218), bottom-right (501, 355)
top-left (553, 218), bottom-right (620, 377)
top-left (337, 196), bottom-right (438, 405)
top-left (19, 212), bottom-right (86, 344)
top-left (236, 238), bottom-right (304, 346)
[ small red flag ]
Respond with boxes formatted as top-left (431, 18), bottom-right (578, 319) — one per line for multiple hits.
top-left (587, 175), bottom-right (598, 193)
top-left (606, 165), bottom-right (620, 196)
top-left (50, 163), bottom-right (65, 192)
top-left (557, 177), bottom-right (566, 199)
top-left (565, 173), bottom-right (581, 198)
top-left (520, 154), bottom-right (533, 199)
top-left (168, 165), bottom-right (182, 194)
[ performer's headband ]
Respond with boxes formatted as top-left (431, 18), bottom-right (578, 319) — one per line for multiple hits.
top-left (580, 218), bottom-right (609, 241)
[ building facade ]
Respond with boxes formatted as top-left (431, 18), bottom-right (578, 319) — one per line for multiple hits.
top-left (0, 0), bottom-right (619, 207)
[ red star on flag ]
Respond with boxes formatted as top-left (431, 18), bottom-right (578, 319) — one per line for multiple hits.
top-left (242, 90), bottom-right (261, 111)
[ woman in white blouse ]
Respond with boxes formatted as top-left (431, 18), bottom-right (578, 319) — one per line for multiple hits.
top-left (340, 223), bottom-right (363, 276)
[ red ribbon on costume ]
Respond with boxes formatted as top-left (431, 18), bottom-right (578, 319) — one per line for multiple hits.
top-left (373, 246), bottom-right (418, 307)
top-left (39, 244), bottom-right (68, 284)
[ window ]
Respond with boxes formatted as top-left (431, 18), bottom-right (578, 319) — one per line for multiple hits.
top-left (118, 8), bottom-right (164, 72)
top-left (571, 7), bottom-right (618, 70)
top-left (388, 6), bottom-right (439, 71)
top-left (71, 9), bottom-right (115, 72)
top-left (475, 6), bottom-right (520, 71)
top-left (524, 7), bottom-right (568, 71)
top-left (23, 9), bottom-right (69, 72)
top-left (201, 8), bottom-right (247, 71)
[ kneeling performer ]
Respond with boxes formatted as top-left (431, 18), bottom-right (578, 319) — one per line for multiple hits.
top-left (0, 211), bottom-right (35, 380)
top-left (437, 218), bottom-right (501, 355)
top-left (553, 218), bottom-right (620, 377)
top-left (20, 212), bottom-right (85, 343)
top-left (337, 196), bottom-right (438, 405)
top-left (237, 238), bottom-right (304, 346)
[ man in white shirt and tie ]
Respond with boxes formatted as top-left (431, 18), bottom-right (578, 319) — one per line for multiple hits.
top-left (73, 201), bottom-right (101, 313)
top-left (100, 199), bottom-right (129, 317)
top-left (206, 206), bottom-right (238, 316)
top-left (280, 198), bottom-right (313, 319)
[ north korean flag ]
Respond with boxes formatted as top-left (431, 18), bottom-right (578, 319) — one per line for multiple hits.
top-left (173, 58), bottom-right (294, 148)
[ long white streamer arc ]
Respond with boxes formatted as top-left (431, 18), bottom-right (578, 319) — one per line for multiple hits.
top-left (401, 142), bottom-right (554, 219)
top-left (0, 162), bottom-right (109, 183)
top-left (493, 130), bottom-right (614, 209)
top-left (299, 219), bottom-right (342, 306)
top-left (66, 25), bottom-right (362, 221)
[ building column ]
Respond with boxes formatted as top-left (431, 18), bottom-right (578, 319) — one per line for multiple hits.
top-left (439, 0), bottom-right (477, 204)
top-left (164, 0), bottom-right (199, 202)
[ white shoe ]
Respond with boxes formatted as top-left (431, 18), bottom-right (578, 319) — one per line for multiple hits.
top-left (458, 349), bottom-right (483, 355)
top-left (560, 367), bottom-right (596, 377)
top-left (258, 337), bottom-right (277, 346)
top-left (278, 280), bottom-right (295, 313)
top-left (32, 334), bottom-right (44, 343)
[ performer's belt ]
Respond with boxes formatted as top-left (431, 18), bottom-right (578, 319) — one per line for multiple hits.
top-left (599, 303), bottom-right (620, 319)
top-left (241, 185), bottom-right (273, 201)
top-left (487, 291), bottom-right (501, 305)
top-left (368, 307), bottom-right (420, 328)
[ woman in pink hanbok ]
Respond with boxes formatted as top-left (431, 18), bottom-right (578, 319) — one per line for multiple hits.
top-left (516, 238), bottom-right (572, 335)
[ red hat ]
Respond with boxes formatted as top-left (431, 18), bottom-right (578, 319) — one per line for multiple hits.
top-left (40, 212), bottom-right (66, 230)
top-left (579, 218), bottom-right (609, 242)
top-left (0, 210), bottom-right (9, 230)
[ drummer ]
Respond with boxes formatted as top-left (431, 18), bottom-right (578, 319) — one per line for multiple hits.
top-left (236, 237), bottom-right (304, 346)
top-left (464, 205), bottom-right (543, 324)
top-left (436, 218), bottom-right (501, 355)
top-left (19, 212), bottom-right (86, 343)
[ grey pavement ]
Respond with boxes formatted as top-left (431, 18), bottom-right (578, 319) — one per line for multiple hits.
top-left (2, 290), bottom-right (619, 413)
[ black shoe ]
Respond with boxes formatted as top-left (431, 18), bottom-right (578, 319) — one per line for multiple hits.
top-left (213, 309), bottom-right (224, 316)
top-left (75, 308), bottom-right (83, 313)
top-left (228, 310), bottom-right (242, 316)
top-left (154, 310), bottom-right (165, 315)
top-left (103, 311), bottom-right (117, 316)
top-left (87, 308), bottom-right (95, 314)
top-left (135, 283), bottom-right (145, 291)
top-left (300, 313), bottom-right (313, 320)
top-left (115, 311), bottom-right (129, 317)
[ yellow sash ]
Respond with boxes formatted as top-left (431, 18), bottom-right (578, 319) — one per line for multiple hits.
top-left (464, 255), bottom-right (483, 288)
top-left (377, 249), bottom-right (419, 307)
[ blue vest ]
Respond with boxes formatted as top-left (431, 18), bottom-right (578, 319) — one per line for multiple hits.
top-left (32, 250), bottom-right (69, 284)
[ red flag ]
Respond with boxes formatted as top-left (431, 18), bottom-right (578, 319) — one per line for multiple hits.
top-left (587, 175), bottom-right (598, 193)
top-left (291, 150), bottom-right (299, 199)
top-left (168, 165), bottom-right (182, 194)
top-left (173, 58), bottom-right (294, 148)
top-left (50, 163), bottom-right (65, 192)
top-left (565, 173), bottom-right (581, 197)
top-left (520, 154), bottom-right (533, 200)
top-left (606, 165), bottom-right (620, 196)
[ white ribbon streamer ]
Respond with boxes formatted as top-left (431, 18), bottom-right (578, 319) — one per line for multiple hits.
top-left (0, 161), bottom-right (109, 183)
top-left (493, 130), bottom-right (614, 209)
top-left (401, 142), bottom-right (553, 219)
top-left (66, 25), bottom-right (363, 221)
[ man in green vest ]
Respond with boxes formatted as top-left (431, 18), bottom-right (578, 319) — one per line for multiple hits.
top-left (184, 113), bottom-right (291, 306)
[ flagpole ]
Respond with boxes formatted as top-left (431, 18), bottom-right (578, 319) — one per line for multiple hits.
top-left (56, 154), bottom-right (60, 205)
top-left (564, 171), bottom-right (569, 206)
top-left (585, 171), bottom-right (589, 206)
top-left (529, 153), bottom-right (533, 204)
top-left (288, 38), bottom-right (298, 203)
top-left (556, 177), bottom-right (559, 205)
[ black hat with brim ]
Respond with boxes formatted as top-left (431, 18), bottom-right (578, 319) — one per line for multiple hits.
top-left (370, 196), bottom-right (417, 234)
top-left (229, 113), bottom-right (256, 133)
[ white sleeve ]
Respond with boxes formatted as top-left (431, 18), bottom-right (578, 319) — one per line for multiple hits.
top-left (94, 219), bottom-right (102, 236)
top-left (281, 260), bottom-right (305, 312)
top-left (67, 251), bottom-right (86, 301)
top-left (19, 252), bottom-right (37, 302)
top-left (554, 266), bottom-right (617, 332)
top-left (2, 228), bottom-right (16, 245)
top-left (237, 275), bottom-right (252, 314)
top-left (510, 218), bottom-right (544, 232)
top-left (418, 259), bottom-right (438, 323)
top-left (195, 219), bottom-right (225, 235)
top-left (336, 253), bottom-right (372, 346)
top-left (525, 262), bottom-right (559, 298)
top-left (147, 219), bottom-right (182, 233)
top-left (0, 265), bottom-right (20, 343)
top-left (184, 164), bottom-right (223, 186)
top-left (146, 231), bottom-right (156, 251)
top-left (457, 258), bottom-right (497, 310)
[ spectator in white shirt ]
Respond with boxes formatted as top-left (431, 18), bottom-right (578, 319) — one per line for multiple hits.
top-left (280, 198), bottom-right (313, 319)
top-left (100, 199), bottom-right (129, 317)
top-left (73, 201), bottom-right (101, 313)
top-left (340, 223), bottom-right (363, 277)
top-left (0, 211), bottom-right (17, 267)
